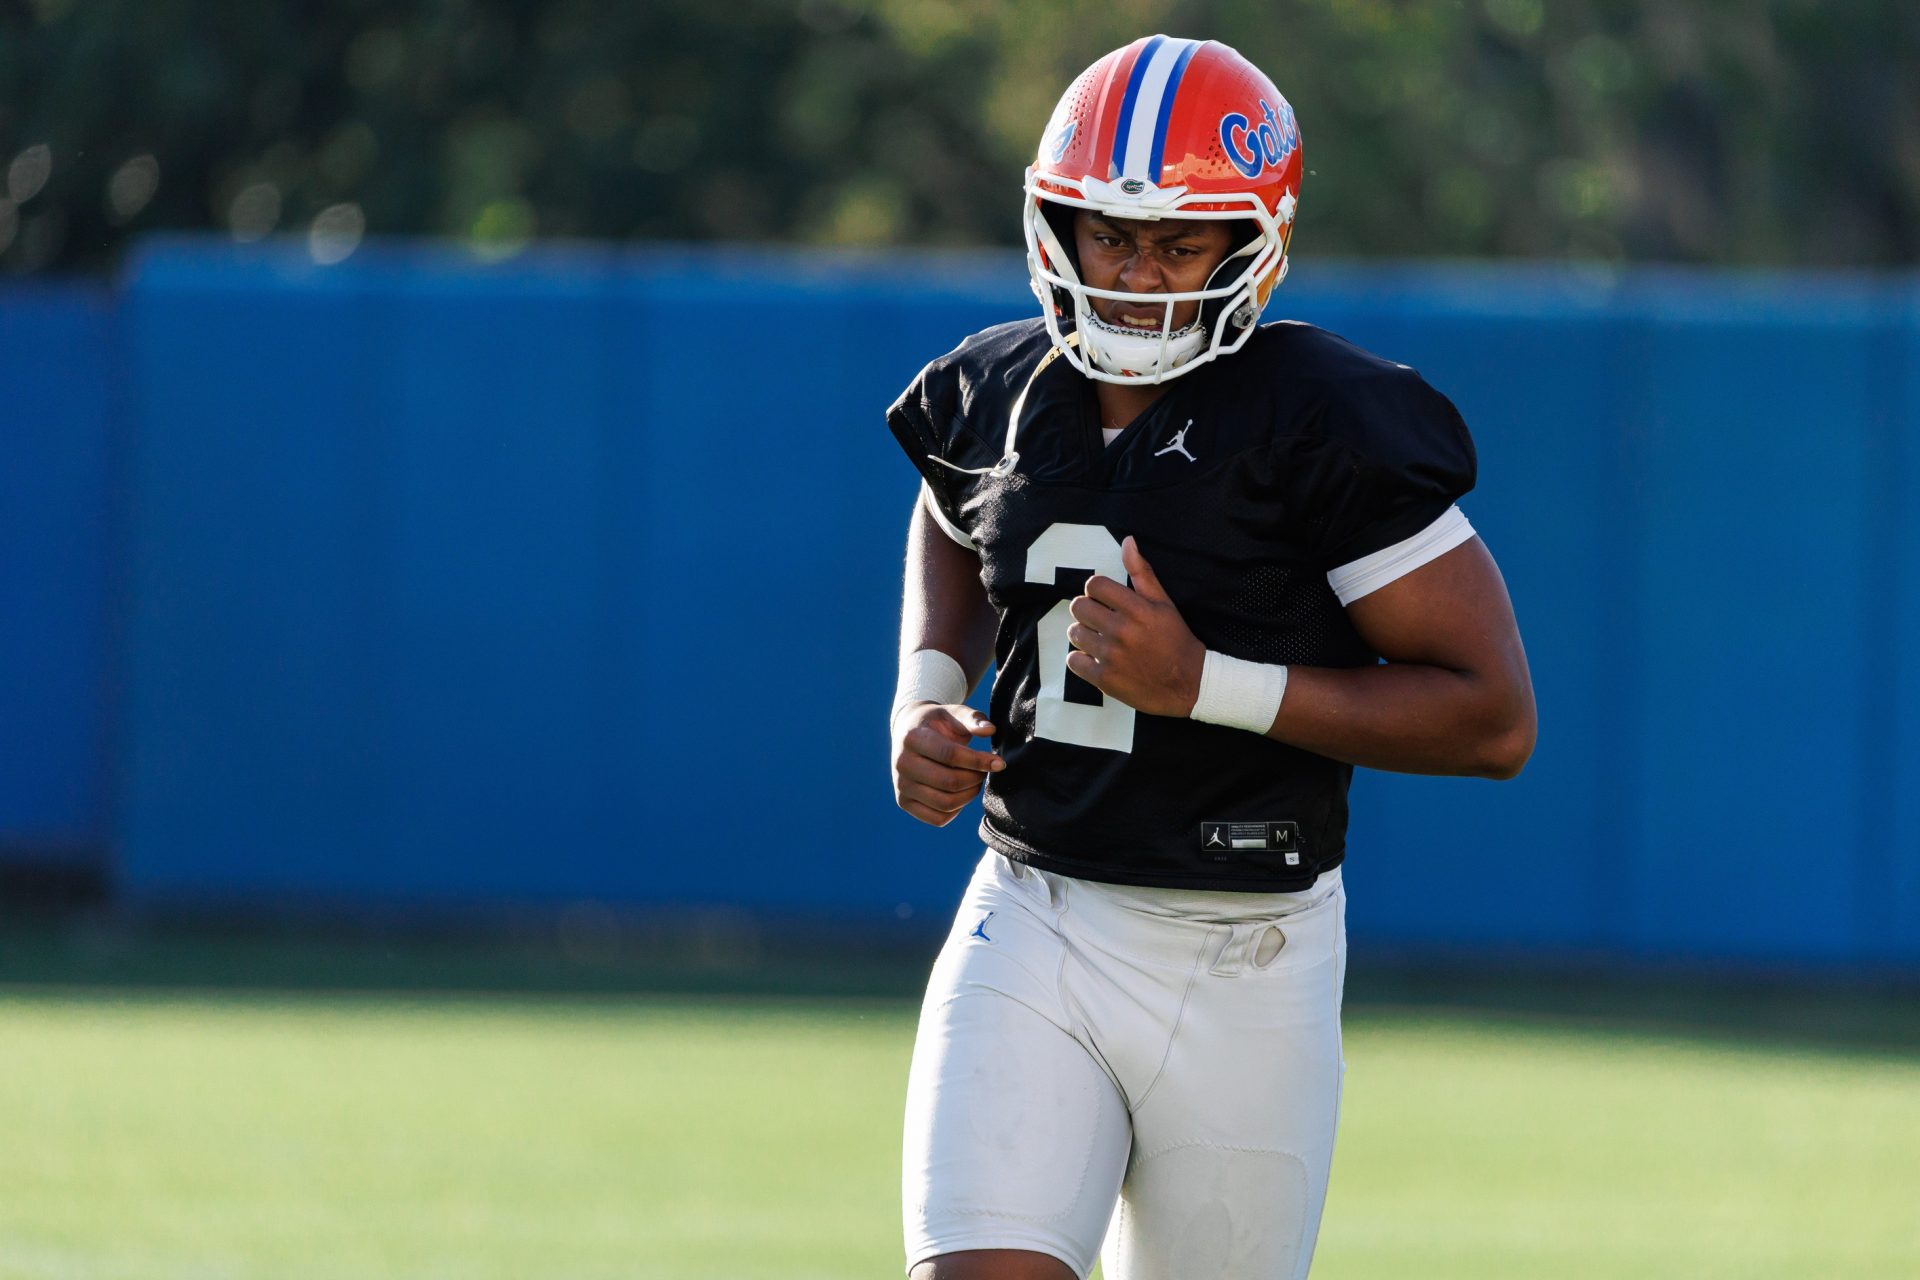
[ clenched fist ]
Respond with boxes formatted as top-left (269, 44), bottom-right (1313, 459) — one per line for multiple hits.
top-left (891, 701), bottom-right (1005, 827)
top-left (1064, 536), bottom-right (1205, 719)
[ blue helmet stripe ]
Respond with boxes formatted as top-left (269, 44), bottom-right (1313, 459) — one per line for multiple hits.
top-left (1109, 35), bottom-right (1164, 178)
top-left (1147, 40), bottom-right (1201, 177)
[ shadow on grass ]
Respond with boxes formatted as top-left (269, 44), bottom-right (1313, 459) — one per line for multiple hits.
top-left (4, 902), bottom-right (1918, 1059)
top-left (0, 910), bottom-right (938, 1001)
top-left (1344, 945), bottom-right (1920, 1060)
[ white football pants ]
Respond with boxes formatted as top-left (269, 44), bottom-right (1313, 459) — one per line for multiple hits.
top-left (903, 851), bottom-right (1347, 1280)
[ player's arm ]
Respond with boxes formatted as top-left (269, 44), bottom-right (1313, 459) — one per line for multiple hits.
top-left (891, 489), bottom-right (1004, 827)
top-left (1266, 536), bottom-right (1535, 778)
top-left (1067, 535), bottom-right (1535, 780)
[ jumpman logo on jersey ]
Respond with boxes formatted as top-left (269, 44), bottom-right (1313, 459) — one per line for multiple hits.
top-left (970, 911), bottom-right (996, 942)
top-left (1155, 420), bottom-right (1198, 462)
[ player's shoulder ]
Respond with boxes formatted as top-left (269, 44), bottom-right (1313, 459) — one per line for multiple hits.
top-left (911, 316), bottom-right (1052, 395)
top-left (1244, 320), bottom-right (1471, 460)
top-left (1246, 319), bottom-right (1438, 400)
top-left (888, 317), bottom-right (1051, 467)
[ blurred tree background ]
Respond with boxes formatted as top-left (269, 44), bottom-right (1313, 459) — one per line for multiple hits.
top-left (2, 0), bottom-right (1916, 274)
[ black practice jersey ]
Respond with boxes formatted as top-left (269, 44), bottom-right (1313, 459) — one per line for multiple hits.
top-left (887, 318), bottom-right (1476, 892)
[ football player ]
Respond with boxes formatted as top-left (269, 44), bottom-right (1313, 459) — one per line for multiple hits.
top-left (886, 35), bottom-right (1534, 1280)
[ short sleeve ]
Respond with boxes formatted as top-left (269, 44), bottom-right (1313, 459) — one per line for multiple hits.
top-left (887, 357), bottom-right (969, 540)
top-left (885, 319), bottom-right (1067, 545)
top-left (1308, 367), bottom-right (1477, 573)
top-left (919, 480), bottom-right (975, 549)
top-left (890, 351), bottom-right (998, 545)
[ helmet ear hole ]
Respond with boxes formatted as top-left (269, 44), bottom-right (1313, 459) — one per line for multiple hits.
top-left (1198, 220), bottom-right (1264, 333)
top-left (1040, 203), bottom-right (1081, 274)
top-left (1032, 199), bottom-right (1081, 320)
top-left (1205, 222), bottom-right (1262, 288)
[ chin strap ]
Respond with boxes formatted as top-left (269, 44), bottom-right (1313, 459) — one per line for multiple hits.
top-left (926, 335), bottom-right (1077, 480)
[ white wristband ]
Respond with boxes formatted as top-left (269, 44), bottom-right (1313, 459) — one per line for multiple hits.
top-left (892, 648), bottom-right (970, 722)
top-left (1189, 650), bottom-right (1289, 735)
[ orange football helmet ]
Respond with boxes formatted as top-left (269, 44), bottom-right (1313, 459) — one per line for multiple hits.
top-left (1024, 36), bottom-right (1302, 383)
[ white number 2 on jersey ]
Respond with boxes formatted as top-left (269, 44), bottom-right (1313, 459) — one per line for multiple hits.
top-left (1024, 523), bottom-right (1136, 754)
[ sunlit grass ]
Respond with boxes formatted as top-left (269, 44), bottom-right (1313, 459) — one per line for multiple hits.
top-left (0, 995), bottom-right (911, 1280)
top-left (1, 990), bottom-right (1915, 1279)
top-left (1321, 1013), bottom-right (1920, 1279)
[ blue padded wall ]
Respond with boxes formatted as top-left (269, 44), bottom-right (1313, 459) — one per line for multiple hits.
top-left (1882, 287), bottom-right (1920, 967)
top-left (1294, 271), bottom-right (1629, 955)
top-left (1620, 278), bottom-right (1881, 963)
top-left (7, 238), bottom-right (1913, 968)
top-left (115, 241), bottom-right (1027, 917)
top-left (0, 284), bottom-right (114, 860)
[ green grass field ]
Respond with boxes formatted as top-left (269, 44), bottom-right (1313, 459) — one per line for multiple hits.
top-left (3, 936), bottom-right (1919, 1279)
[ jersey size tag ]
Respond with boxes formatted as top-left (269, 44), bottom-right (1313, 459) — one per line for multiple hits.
top-left (1200, 821), bottom-right (1301, 864)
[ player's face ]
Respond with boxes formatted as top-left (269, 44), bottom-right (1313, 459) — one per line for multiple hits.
top-left (1072, 212), bottom-right (1236, 333)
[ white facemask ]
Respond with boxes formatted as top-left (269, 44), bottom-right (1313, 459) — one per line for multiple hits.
top-left (1022, 171), bottom-right (1289, 387)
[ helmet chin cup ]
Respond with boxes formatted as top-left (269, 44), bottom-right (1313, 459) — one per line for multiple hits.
top-left (1079, 312), bottom-right (1207, 379)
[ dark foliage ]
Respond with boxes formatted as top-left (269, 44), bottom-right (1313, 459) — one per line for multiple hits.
top-left (2, 0), bottom-right (1916, 273)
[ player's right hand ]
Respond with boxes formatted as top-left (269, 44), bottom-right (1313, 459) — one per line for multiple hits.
top-left (890, 702), bottom-right (1005, 827)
